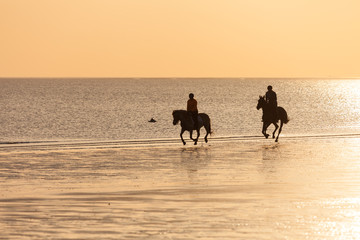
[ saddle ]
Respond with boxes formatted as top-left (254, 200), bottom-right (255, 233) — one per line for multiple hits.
top-left (263, 107), bottom-right (278, 123)
top-left (189, 115), bottom-right (203, 129)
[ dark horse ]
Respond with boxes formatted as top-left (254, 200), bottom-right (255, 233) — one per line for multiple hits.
top-left (172, 110), bottom-right (212, 145)
top-left (257, 96), bottom-right (289, 142)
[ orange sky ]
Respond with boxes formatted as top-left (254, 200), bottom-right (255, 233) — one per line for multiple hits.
top-left (1, 0), bottom-right (360, 78)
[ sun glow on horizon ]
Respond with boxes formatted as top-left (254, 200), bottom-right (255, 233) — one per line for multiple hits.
top-left (1, 0), bottom-right (360, 78)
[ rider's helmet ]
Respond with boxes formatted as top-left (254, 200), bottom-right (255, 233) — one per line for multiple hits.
top-left (189, 93), bottom-right (194, 99)
top-left (267, 85), bottom-right (273, 91)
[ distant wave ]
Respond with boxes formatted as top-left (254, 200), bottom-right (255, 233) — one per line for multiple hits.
top-left (1, 133), bottom-right (360, 152)
top-left (0, 140), bottom-right (59, 145)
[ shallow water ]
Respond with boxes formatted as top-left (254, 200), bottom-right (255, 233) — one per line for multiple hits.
top-left (1, 136), bottom-right (359, 239)
top-left (1, 78), bottom-right (360, 239)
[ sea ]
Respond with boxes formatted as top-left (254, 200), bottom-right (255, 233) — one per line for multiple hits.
top-left (0, 78), bottom-right (360, 239)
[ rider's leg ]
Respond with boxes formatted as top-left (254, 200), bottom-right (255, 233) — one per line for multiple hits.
top-left (193, 111), bottom-right (199, 130)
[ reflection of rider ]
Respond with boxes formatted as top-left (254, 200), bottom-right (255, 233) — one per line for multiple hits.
top-left (187, 93), bottom-right (198, 129)
top-left (265, 85), bottom-right (278, 119)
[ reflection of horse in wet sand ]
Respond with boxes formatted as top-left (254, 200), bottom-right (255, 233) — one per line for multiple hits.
top-left (257, 96), bottom-right (289, 142)
top-left (172, 110), bottom-right (212, 145)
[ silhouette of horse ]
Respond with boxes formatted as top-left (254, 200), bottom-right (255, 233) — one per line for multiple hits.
top-left (172, 110), bottom-right (212, 145)
top-left (257, 96), bottom-right (289, 142)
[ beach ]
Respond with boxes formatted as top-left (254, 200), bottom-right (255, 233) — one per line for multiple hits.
top-left (2, 0), bottom-right (360, 237)
top-left (1, 135), bottom-right (360, 239)
top-left (0, 78), bottom-right (359, 239)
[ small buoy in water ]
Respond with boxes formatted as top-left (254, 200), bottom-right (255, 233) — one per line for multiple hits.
top-left (148, 118), bottom-right (156, 123)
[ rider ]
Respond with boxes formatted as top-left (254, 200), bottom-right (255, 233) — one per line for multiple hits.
top-left (187, 93), bottom-right (198, 129)
top-left (265, 85), bottom-right (278, 120)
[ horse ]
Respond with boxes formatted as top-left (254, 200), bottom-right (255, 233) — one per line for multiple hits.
top-left (256, 96), bottom-right (289, 142)
top-left (172, 110), bottom-right (212, 145)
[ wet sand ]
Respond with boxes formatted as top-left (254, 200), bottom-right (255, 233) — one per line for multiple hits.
top-left (1, 135), bottom-right (360, 239)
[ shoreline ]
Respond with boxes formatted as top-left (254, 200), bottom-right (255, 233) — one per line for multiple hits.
top-left (1, 132), bottom-right (360, 153)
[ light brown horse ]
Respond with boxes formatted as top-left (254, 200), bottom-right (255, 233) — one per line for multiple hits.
top-left (172, 110), bottom-right (212, 145)
top-left (257, 96), bottom-right (289, 142)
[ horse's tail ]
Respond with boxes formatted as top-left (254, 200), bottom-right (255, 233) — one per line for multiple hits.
top-left (284, 114), bottom-right (289, 124)
top-left (279, 107), bottom-right (289, 124)
top-left (209, 117), bottom-right (213, 135)
top-left (200, 113), bottom-right (213, 135)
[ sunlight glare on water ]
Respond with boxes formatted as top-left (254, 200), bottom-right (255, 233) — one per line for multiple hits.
top-left (0, 136), bottom-right (360, 239)
top-left (0, 78), bottom-right (359, 142)
top-left (0, 78), bottom-right (360, 239)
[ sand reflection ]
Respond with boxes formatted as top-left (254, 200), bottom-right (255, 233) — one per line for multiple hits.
top-left (178, 146), bottom-right (212, 184)
top-left (1, 137), bottom-right (360, 239)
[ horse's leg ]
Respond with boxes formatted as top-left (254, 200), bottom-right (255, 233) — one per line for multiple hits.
top-left (272, 122), bottom-right (279, 139)
top-left (262, 122), bottom-right (270, 138)
top-left (180, 128), bottom-right (186, 145)
top-left (189, 130), bottom-right (194, 140)
top-left (204, 126), bottom-right (209, 143)
top-left (194, 128), bottom-right (200, 145)
top-left (275, 121), bottom-right (283, 142)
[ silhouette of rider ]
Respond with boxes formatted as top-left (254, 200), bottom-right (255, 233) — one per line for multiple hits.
top-left (265, 85), bottom-right (278, 120)
top-left (187, 93), bottom-right (198, 129)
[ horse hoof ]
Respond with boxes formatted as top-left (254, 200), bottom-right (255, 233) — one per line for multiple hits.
top-left (205, 139), bottom-right (208, 143)
top-left (272, 136), bottom-right (275, 139)
top-left (194, 142), bottom-right (198, 145)
top-left (275, 139), bottom-right (278, 142)
top-left (265, 135), bottom-right (269, 139)
top-left (183, 142), bottom-right (186, 145)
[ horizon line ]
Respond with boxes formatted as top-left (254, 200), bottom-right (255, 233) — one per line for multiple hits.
top-left (1, 76), bottom-right (360, 80)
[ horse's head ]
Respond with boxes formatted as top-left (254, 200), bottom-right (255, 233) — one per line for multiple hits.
top-left (172, 110), bottom-right (180, 125)
top-left (257, 96), bottom-right (266, 110)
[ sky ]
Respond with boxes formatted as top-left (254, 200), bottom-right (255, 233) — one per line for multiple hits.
top-left (1, 0), bottom-right (360, 78)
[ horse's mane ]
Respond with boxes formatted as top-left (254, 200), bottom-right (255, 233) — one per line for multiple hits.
top-left (172, 110), bottom-right (187, 114)
top-left (173, 110), bottom-right (208, 115)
